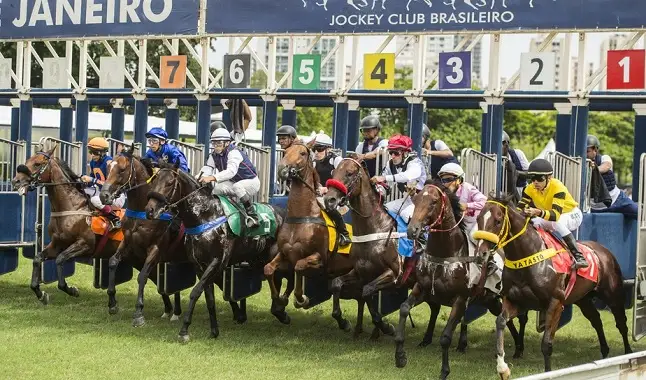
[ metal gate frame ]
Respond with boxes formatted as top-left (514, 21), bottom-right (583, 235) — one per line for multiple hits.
top-left (633, 153), bottom-right (646, 341)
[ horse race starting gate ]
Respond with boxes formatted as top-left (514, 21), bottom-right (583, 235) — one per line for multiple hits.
top-left (238, 142), bottom-right (271, 203)
top-left (460, 148), bottom-right (499, 196)
top-left (107, 138), bottom-right (141, 158)
top-left (633, 153), bottom-right (646, 341)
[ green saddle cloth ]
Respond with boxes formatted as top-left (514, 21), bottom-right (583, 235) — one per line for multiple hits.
top-left (217, 195), bottom-right (277, 238)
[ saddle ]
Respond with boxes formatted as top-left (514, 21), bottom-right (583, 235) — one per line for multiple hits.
top-left (90, 210), bottom-right (126, 242)
top-left (218, 195), bottom-right (277, 238)
top-left (534, 228), bottom-right (599, 284)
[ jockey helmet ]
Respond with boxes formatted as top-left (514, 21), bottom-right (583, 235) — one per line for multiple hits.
top-left (87, 137), bottom-right (109, 151)
top-left (211, 128), bottom-right (232, 142)
top-left (422, 124), bottom-right (431, 141)
top-left (587, 135), bottom-right (600, 149)
top-left (277, 125), bottom-right (297, 139)
top-left (438, 163), bottom-right (464, 178)
top-left (210, 120), bottom-right (227, 131)
top-left (360, 115), bottom-right (381, 130)
top-left (387, 134), bottom-right (412, 152)
top-left (312, 133), bottom-right (333, 148)
top-left (145, 127), bottom-right (168, 141)
top-left (527, 159), bottom-right (553, 176)
top-left (502, 131), bottom-right (510, 143)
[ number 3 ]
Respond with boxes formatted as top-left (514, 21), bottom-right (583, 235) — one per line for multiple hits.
top-left (445, 57), bottom-right (464, 84)
top-left (299, 59), bottom-right (314, 85)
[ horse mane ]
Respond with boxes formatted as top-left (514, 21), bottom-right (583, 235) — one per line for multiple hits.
top-left (488, 192), bottom-right (518, 209)
top-left (158, 160), bottom-right (207, 193)
top-left (137, 156), bottom-right (154, 177)
top-left (52, 157), bottom-right (85, 193)
top-left (426, 178), bottom-right (465, 232)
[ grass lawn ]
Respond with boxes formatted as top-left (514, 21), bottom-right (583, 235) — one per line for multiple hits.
top-left (1, 257), bottom-right (644, 380)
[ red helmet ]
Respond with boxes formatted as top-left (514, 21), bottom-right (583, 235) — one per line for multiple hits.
top-left (387, 134), bottom-right (413, 152)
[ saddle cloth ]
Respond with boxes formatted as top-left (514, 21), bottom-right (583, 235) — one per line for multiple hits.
top-left (90, 209), bottom-right (126, 241)
top-left (320, 210), bottom-right (353, 255)
top-left (218, 196), bottom-right (278, 238)
top-left (536, 228), bottom-right (599, 283)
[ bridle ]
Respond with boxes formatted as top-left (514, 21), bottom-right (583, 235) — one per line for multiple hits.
top-left (282, 144), bottom-right (319, 195)
top-left (422, 184), bottom-right (465, 233)
top-left (328, 158), bottom-right (381, 218)
top-left (147, 168), bottom-right (208, 214)
top-left (16, 151), bottom-right (79, 189)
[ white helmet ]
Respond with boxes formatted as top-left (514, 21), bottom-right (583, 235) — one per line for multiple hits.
top-left (210, 128), bottom-right (232, 142)
top-left (312, 133), bottom-right (333, 147)
top-left (438, 163), bottom-right (464, 178)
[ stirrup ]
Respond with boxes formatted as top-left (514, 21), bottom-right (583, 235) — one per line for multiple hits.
top-left (338, 234), bottom-right (351, 247)
top-left (245, 215), bottom-right (259, 228)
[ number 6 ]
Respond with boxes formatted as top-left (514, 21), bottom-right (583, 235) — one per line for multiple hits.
top-left (230, 59), bottom-right (244, 84)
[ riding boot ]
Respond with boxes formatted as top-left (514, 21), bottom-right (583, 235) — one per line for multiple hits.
top-left (563, 233), bottom-right (588, 269)
top-left (327, 207), bottom-right (351, 247)
top-left (101, 206), bottom-right (121, 231)
top-left (240, 195), bottom-right (259, 228)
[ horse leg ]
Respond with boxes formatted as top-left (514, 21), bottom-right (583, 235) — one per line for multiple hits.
top-left (438, 296), bottom-right (467, 380)
top-left (541, 298), bottom-right (564, 373)
top-left (55, 240), bottom-right (91, 297)
top-left (456, 319), bottom-right (469, 353)
top-left (264, 251), bottom-right (286, 305)
top-left (132, 245), bottom-right (161, 327)
top-left (203, 281), bottom-right (220, 339)
top-left (576, 297), bottom-right (610, 358)
top-left (513, 311), bottom-right (529, 359)
top-left (330, 269), bottom-right (360, 332)
top-left (394, 283), bottom-right (424, 368)
top-left (354, 298), bottom-right (365, 339)
top-left (601, 278), bottom-right (633, 354)
top-left (485, 297), bottom-right (524, 358)
top-left (418, 301), bottom-right (441, 347)
top-left (495, 297), bottom-right (519, 380)
top-left (269, 270), bottom-right (290, 325)
top-left (365, 293), bottom-right (395, 339)
top-left (294, 252), bottom-right (323, 308)
top-left (178, 257), bottom-right (221, 343)
top-left (213, 273), bottom-right (245, 324)
top-left (106, 244), bottom-right (125, 314)
top-left (361, 268), bottom-right (397, 298)
top-left (172, 292), bottom-right (182, 321)
top-left (160, 294), bottom-right (173, 319)
top-left (30, 245), bottom-right (49, 304)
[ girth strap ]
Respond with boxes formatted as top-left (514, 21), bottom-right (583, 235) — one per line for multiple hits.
top-left (285, 216), bottom-right (327, 226)
top-left (50, 210), bottom-right (94, 217)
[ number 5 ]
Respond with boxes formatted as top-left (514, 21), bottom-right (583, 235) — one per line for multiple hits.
top-left (230, 59), bottom-right (244, 84)
top-left (299, 59), bottom-right (314, 85)
top-left (445, 56), bottom-right (464, 84)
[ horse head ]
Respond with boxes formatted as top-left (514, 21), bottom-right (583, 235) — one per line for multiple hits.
top-left (475, 193), bottom-right (530, 256)
top-left (100, 143), bottom-right (150, 205)
top-left (12, 142), bottom-right (65, 195)
top-left (277, 143), bottom-right (318, 186)
top-left (145, 160), bottom-right (195, 220)
top-left (407, 180), bottom-right (454, 240)
top-left (323, 157), bottom-right (369, 210)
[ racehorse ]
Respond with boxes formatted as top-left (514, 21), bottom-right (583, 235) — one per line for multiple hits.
top-left (264, 143), bottom-right (367, 334)
top-left (11, 144), bottom-right (120, 304)
top-left (99, 145), bottom-right (247, 326)
top-left (145, 160), bottom-right (291, 342)
top-left (395, 181), bottom-right (527, 379)
top-left (323, 157), bottom-right (406, 338)
top-left (475, 195), bottom-right (632, 379)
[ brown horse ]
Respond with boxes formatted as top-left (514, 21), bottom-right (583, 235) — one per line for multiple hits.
top-left (264, 143), bottom-right (364, 332)
top-left (395, 181), bottom-right (527, 379)
top-left (99, 146), bottom-right (249, 326)
top-left (11, 144), bottom-right (119, 304)
top-left (475, 196), bottom-right (632, 379)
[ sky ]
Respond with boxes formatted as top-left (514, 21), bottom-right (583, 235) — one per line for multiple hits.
top-left (207, 32), bottom-right (643, 88)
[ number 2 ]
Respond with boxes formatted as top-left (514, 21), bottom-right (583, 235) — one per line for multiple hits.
top-left (529, 58), bottom-right (543, 85)
top-left (619, 56), bottom-right (631, 83)
top-left (371, 58), bottom-right (387, 84)
top-left (166, 60), bottom-right (179, 84)
top-left (445, 56), bottom-right (464, 84)
top-left (298, 59), bottom-right (315, 85)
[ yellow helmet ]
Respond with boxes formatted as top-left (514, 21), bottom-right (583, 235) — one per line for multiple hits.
top-left (88, 137), bottom-right (109, 151)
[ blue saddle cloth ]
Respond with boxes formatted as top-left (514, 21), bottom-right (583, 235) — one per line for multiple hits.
top-left (386, 210), bottom-right (414, 258)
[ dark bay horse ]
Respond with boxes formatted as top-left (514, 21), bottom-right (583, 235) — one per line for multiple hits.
top-left (264, 143), bottom-right (364, 333)
top-left (475, 196), bottom-right (632, 379)
top-left (11, 144), bottom-right (120, 304)
top-left (396, 181), bottom-right (527, 379)
top-left (145, 161), bottom-right (290, 342)
top-left (99, 146), bottom-right (249, 326)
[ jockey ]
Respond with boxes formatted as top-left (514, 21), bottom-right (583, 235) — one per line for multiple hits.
top-left (198, 128), bottom-right (260, 228)
top-left (143, 127), bottom-right (190, 173)
top-left (437, 163), bottom-right (487, 249)
top-left (354, 115), bottom-right (388, 178)
top-left (371, 134), bottom-right (427, 223)
top-left (81, 137), bottom-right (126, 231)
top-left (210, 120), bottom-right (228, 135)
top-left (502, 131), bottom-right (529, 197)
top-left (421, 124), bottom-right (459, 180)
top-left (518, 158), bottom-right (588, 269)
top-left (277, 125), bottom-right (298, 150)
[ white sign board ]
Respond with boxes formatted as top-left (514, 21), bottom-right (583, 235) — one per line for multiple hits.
top-left (43, 57), bottom-right (68, 89)
top-left (519, 52), bottom-right (556, 91)
top-left (100, 56), bottom-right (125, 88)
top-left (0, 58), bottom-right (13, 89)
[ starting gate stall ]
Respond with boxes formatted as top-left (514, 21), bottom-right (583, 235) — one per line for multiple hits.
top-left (634, 153), bottom-right (646, 340)
top-left (167, 139), bottom-right (204, 175)
top-left (238, 142), bottom-right (271, 203)
top-left (460, 148), bottom-right (499, 196)
top-left (107, 138), bottom-right (141, 158)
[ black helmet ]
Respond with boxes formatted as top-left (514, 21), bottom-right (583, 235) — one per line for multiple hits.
top-left (210, 121), bottom-right (227, 133)
top-left (502, 131), bottom-right (510, 143)
top-left (587, 135), bottom-right (600, 149)
top-left (422, 124), bottom-right (431, 140)
top-left (360, 115), bottom-right (381, 130)
top-left (527, 159), bottom-right (553, 176)
top-left (277, 125), bottom-right (297, 139)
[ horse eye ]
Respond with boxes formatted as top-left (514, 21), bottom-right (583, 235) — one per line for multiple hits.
top-left (300, 151), bottom-right (307, 157)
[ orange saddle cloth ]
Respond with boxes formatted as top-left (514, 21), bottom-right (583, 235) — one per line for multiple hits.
top-left (536, 228), bottom-right (599, 283)
top-left (90, 209), bottom-right (126, 241)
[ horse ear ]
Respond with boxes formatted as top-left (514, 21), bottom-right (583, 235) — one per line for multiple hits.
top-left (48, 143), bottom-right (58, 156)
top-left (305, 137), bottom-right (316, 149)
top-left (130, 142), bottom-right (135, 152)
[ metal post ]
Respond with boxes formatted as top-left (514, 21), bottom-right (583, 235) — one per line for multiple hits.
top-left (196, 95), bottom-right (211, 162)
top-left (59, 98), bottom-right (74, 143)
top-left (221, 99), bottom-right (232, 130)
top-left (10, 99), bottom-right (20, 141)
top-left (554, 103), bottom-right (573, 155)
top-left (484, 97), bottom-right (504, 194)
top-left (133, 95), bottom-right (148, 150)
top-left (407, 99), bottom-right (424, 157)
top-left (165, 99), bottom-right (180, 140)
top-left (262, 95), bottom-right (278, 196)
top-left (479, 102), bottom-right (490, 153)
top-left (332, 98), bottom-right (349, 155)
top-left (347, 100), bottom-right (360, 153)
top-left (570, 97), bottom-right (590, 205)
top-left (75, 96), bottom-right (89, 172)
top-left (281, 100), bottom-right (297, 130)
top-left (111, 99), bottom-right (125, 141)
top-left (18, 96), bottom-right (33, 154)
top-left (632, 104), bottom-right (646, 202)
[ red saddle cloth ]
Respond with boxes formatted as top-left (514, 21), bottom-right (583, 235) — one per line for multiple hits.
top-left (536, 228), bottom-right (599, 283)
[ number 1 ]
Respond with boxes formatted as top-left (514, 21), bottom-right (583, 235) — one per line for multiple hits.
top-left (166, 60), bottom-right (180, 84)
top-left (619, 56), bottom-right (630, 83)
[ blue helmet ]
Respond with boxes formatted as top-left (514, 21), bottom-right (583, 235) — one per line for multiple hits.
top-left (145, 127), bottom-right (168, 140)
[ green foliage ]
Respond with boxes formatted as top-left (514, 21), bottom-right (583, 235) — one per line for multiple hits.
top-left (588, 111), bottom-right (635, 184)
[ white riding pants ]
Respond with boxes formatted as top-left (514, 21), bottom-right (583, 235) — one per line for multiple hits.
top-left (531, 207), bottom-right (583, 237)
top-left (212, 177), bottom-right (261, 200)
top-left (85, 186), bottom-right (126, 209)
top-left (385, 197), bottom-right (414, 223)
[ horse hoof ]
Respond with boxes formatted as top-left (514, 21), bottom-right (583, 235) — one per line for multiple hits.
top-left (499, 369), bottom-right (511, 380)
top-left (395, 352), bottom-right (408, 368)
top-left (293, 295), bottom-right (310, 309)
top-left (512, 349), bottom-right (524, 359)
top-left (418, 339), bottom-right (432, 348)
top-left (369, 327), bottom-right (381, 341)
top-left (210, 330), bottom-right (219, 339)
top-left (170, 314), bottom-right (180, 322)
top-left (69, 287), bottom-right (80, 297)
top-left (160, 312), bottom-right (171, 319)
top-left (132, 316), bottom-right (146, 328)
top-left (278, 313), bottom-right (291, 325)
top-left (108, 306), bottom-right (119, 315)
top-left (234, 315), bottom-right (247, 325)
top-left (456, 344), bottom-right (467, 353)
top-left (353, 328), bottom-right (363, 339)
top-left (39, 292), bottom-right (50, 306)
top-left (177, 334), bottom-right (190, 344)
top-left (381, 323), bottom-right (396, 336)
top-left (277, 295), bottom-right (289, 308)
top-left (341, 321), bottom-right (352, 333)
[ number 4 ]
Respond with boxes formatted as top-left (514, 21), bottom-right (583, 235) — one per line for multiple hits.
top-left (371, 58), bottom-right (387, 84)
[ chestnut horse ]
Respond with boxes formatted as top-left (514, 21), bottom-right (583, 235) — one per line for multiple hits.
top-left (395, 181), bottom-right (527, 379)
top-left (475, 196), bottom-right (632, 379)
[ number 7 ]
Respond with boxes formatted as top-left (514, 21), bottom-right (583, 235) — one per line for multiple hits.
top-left (166, 60), bottom-right (180, 84)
